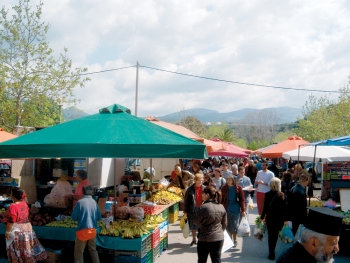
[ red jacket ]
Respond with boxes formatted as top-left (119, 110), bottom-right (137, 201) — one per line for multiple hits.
top-left (220, 184), bottom-right (246, 213)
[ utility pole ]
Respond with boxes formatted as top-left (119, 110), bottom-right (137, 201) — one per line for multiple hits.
top-left (135, 61), bottom-right (139, 117)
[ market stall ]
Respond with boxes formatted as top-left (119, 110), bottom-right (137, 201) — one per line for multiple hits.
top-left (0, 104), bottom-right (206, 262)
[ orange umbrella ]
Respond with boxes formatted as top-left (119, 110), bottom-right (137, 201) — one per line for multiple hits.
top-left (210, 138), bottom-right (252, 154)
top-left (260, 135), bottom-right (309, 158)
top-left (0, 128), bottom-right (17, 142)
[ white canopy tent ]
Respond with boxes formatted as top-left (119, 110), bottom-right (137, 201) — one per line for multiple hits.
top-left (282, 145), bottom-right (350, 163)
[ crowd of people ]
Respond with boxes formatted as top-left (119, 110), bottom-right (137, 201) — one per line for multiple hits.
top-left (2, 159), bottom-right (344, 263)
top-left (177, 156), bottom-right (344, 263)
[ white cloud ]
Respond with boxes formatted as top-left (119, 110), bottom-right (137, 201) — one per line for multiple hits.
top-left (2, 0), bottom-right (349, 117)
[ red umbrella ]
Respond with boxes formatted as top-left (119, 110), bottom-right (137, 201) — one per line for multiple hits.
top-left (208, 139), bottom-right (249, 158)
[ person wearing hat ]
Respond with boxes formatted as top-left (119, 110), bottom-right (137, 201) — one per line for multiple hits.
top-left (276, 207), bottom-right (345, 263)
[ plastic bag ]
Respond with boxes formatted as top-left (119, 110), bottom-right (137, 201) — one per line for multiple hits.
top-left (221, 230), bottom-right (234, 253)
top-left (44, 180), bottom-right (73, 208)
top-left (279, 224), bottom-right (294, 243)
top-left (253, 222), bottom-right (266, 241)
top-left (159, 177), bottom-right (170, 188)
top-left (182, 217), bottom-right (190, 238)
top-left (237, 217), bottom-right (250, 237)
top-left (180, 215), bottom-right (187, 230)
top-left (115, 206), bottom-right (130, 219)
top-left (247, 196), bottom-right (254, 210)
top-left (130, 207), bottom-right (144, 220)
top-left (323, 198), bottom-right (337, 208)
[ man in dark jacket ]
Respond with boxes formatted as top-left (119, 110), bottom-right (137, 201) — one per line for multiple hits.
top-left (245, 160), bottom-right (258, 198)
top-left (276, 207), bottom-right (344, 263)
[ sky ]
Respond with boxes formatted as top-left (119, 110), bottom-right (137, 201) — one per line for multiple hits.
top-left (2, 0), bottom-right (350, 117)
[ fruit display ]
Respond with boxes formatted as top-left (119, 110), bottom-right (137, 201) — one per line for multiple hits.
top-left (29, 211), bottom-right (56, 226)
top-left (309, 199), bottom-right (324, 207)
top-left (335, 209), bottom-right (350, 225)
top-left (148, 190), bottom-right (182, 205)
top-left (46, 217), bottom-right (78, 228)
top-left (166, 186), bottom-right (183, 197)
top-left (99, 214), bottom-right (165, 238)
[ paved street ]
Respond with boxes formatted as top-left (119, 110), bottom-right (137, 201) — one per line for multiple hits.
top-left (157, 201), bottom-right (350, 263)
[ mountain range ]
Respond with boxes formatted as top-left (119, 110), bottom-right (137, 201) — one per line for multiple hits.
top-left (156, 107), bottom-right (302, 124)
top-left (62, 106), bottom-right (302, 124)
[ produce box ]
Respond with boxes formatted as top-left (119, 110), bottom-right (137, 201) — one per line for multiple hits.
top-left (114, 249), bottom-right (153, 263)
top-left (160, 233), bottom-right (168, 251)
top-left (342, 175), bottom-right (350, 180)
top-left (142, 205), bottom-right (163, 215)
top-left (168, 211), bottom-right (179, 224)
top-left (152, 242), bottom-right (161, 262)
top-left (168, 202), bottom-right (179, 214)
top-left (151, 227), bottom-right (160, 249)
top-left (159, 220), bottom-right (169, 238)
top-left (128, 193), bottom-right (146, 203)
top-left (161, 208), bottom-right (168, 220)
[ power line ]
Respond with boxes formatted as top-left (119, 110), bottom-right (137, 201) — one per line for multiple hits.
top-left (140, 65), bottom-right (341, 93)
top-left (79, 65), bottom-right (136, 76)
top-left (78, 64), bottom-right (342, 93)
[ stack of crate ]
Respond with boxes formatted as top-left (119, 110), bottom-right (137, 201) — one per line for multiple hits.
top-left (168, 202), bottom-right (179, 223)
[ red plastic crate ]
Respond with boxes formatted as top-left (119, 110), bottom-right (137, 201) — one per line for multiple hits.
top-left (151, 227), bottom-right (160, 248)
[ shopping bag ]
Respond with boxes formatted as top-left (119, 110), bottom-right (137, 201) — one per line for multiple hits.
top-left (279, 224), bottom-right (294, 243)
top-left (221, 230), bottom-right (234, 253)
top-left (248, 196), bottom-right (254, 210)
top-left (237, 217), bottom-right (250, 237)
top-left (182, 217), bottom-right (190, 239)
top-left (253, 222), bottom-right (266, 241)
top-left (180, 215), bottom-right (187, 230)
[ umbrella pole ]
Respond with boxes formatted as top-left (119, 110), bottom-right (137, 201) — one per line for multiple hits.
top-left (150, 159), bottom-right (153, 186)
top-left (309, 145), bottom-right (317, 205)
top-left (297, 145), bottom-right (301, 178)
top-left (114, 158), bottom-right (117, 220)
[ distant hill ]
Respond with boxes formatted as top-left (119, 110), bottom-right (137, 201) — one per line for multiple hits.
top-left (157, 107), bottom-right (302, 124)
top-left (62, 107), bottom-right (89, 121)
top-left (63, 106), bottom-right (302, 124)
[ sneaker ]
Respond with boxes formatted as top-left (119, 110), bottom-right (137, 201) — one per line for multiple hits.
top-left (233, 240), bottom-right (238, 248)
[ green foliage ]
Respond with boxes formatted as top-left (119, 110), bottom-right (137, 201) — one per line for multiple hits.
top-left (273, 132), bottom-right (295, 143)
top-left (205, 123), bottom-right (237, 142)
top-left (294, 86), bottom-right (350, 142)
top-left (0, 0), bottom-right (89, 128)
top-left (175, 116), bottom-right (207, 137)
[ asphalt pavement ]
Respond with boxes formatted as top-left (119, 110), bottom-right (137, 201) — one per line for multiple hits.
top-left (156, 198), bottom-right (350, 263)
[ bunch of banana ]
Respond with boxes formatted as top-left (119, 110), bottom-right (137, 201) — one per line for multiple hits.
top-left (148, 190), bottom-right (182, 204)
top-left (144, 214), bottom-right (165, 225)
top-left (99, 218), bottom-right (151, 238)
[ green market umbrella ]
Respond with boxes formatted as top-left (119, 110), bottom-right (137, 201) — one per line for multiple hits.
top-left (0, 104), bottom-right (207, 159)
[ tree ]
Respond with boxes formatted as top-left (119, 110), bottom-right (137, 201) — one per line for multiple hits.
top-left (206, 123), bottom-right (237, 142)
top-left (0, 0), bottom-right (89, 129)
top-left (176, 116), bottom-right (207, 137)
top-left (234, 109), bottom-right (281, 144)
top-left (294, 85), bottom-right (350, 142)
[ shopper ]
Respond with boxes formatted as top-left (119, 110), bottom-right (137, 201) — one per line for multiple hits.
top-left (288, 173), bottom-right (309, 236)
top-left (220, 174), bottom-right (246, 247)
top-left (193, 185), bottom-right (227, 263)
top-left (212, 167), bottom-right (226, 191)
top-left (261, 178), bottom-right (287, 260)
top-left (72, 185), bottom-right (101, 263)
top-left (184, 173), bottom-right (205, 246)
top-left (236, 166), bottom-right (253, 218)
top-left (5, 187), bottom-right (47, 263)
top-left (255, 160), bottom-right (275, 215)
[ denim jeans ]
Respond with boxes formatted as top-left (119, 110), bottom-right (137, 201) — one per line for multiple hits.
top-left (74, 236), bottom-right (100, 263)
